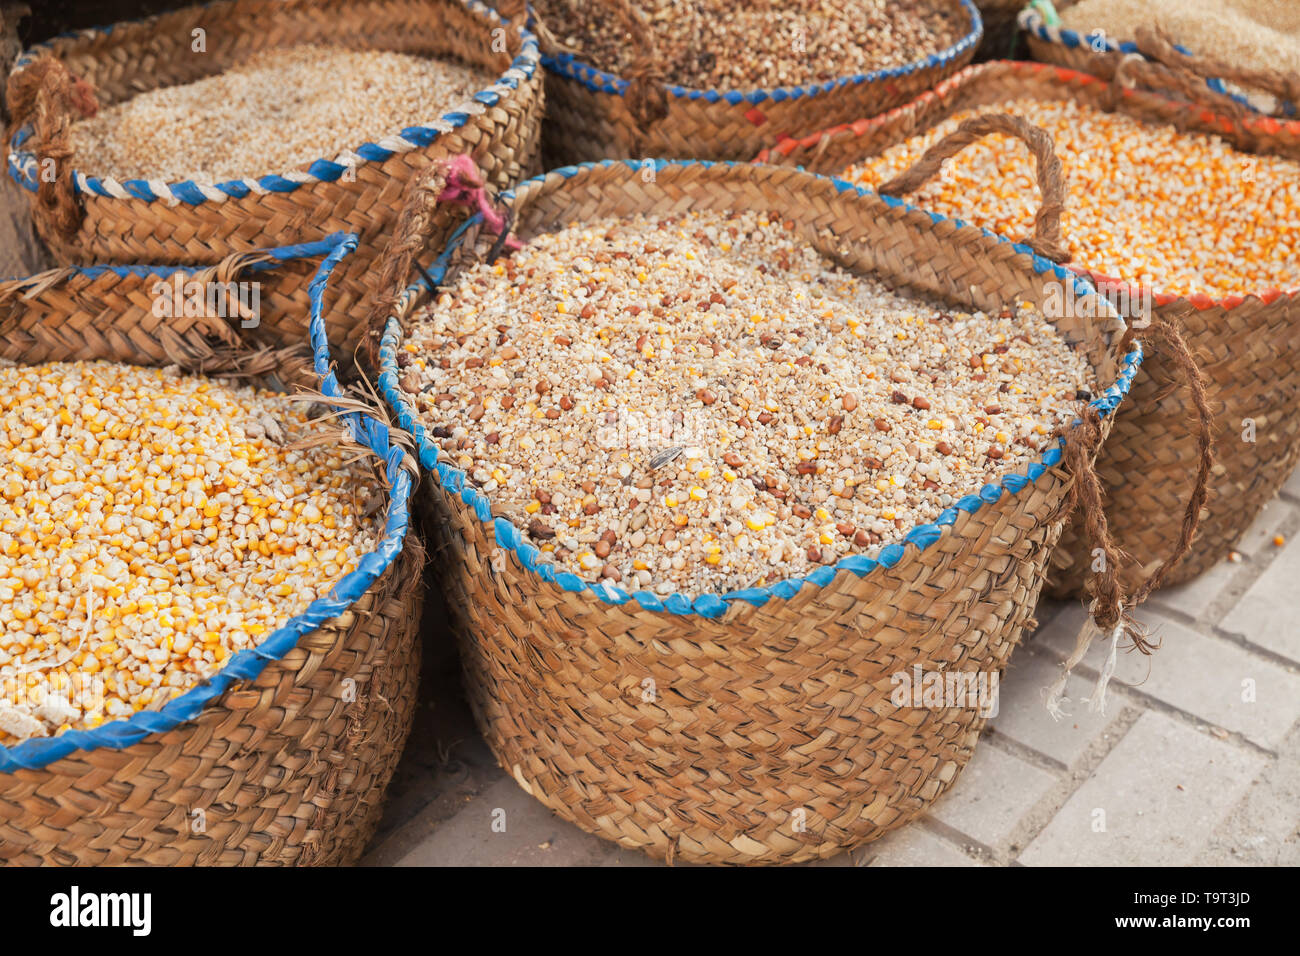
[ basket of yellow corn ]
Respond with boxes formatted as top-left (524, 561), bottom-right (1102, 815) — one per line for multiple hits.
top-left (5, 0), bottom-right (544, 358)
top-left (759, 58), bottom-right (1293, 599)
top-left (0, 233), bottom-right (425, 865)
top-left (364, 154), bottom-right (1208, 865)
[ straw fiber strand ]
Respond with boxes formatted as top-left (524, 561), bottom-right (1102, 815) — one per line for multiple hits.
top-left (761, 60), bottom-right (1300, 598)
top-left (0, 253), bottom-right (424, 865)
top-left (387, 160), bottom-right (1131, 864)
top-left (7, 0), bottom-right (544, 358)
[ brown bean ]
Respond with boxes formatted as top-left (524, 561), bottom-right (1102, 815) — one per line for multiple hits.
top-left (912, 396), bottom-right (931, 411)
top-left (827, 415), bottom-right (843, 435)
top-left (841, 392), bottom-right (858, 412)
top-left (874, 418), bottom-right (891, 432)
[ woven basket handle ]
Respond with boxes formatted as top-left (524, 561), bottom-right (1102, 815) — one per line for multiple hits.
top-left (365, 155), bottom-right (518, 353)
top-left (1134, 25), bottom-right (1300, 113)
top-left (876, 113), bottom-right (1071, 263)
top-left (1105, 50), bottom-right (1255, 125)
top-left (4, 54), bottom-right (97, 240)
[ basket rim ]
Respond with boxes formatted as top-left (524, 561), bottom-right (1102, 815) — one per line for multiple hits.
top-left (1016, 3), bottom-right (1296, 118)
top-left (377, 157), bottom-right (1143, 621)
top-left (539, 0), bottom-right (982, 107)
top-left (0, 231), bottom-right (415, 773)
top-left (757, 59), bottom-right (1300, 311)
top-left (5, 0), bottom-right (541, 206)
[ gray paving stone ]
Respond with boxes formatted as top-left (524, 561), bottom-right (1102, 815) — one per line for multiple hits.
top-left (1281, 464), bottom-right (1300, 502)
top-left (928, 742), bottom-right (1058, 849)
top-left (392, 776), bottom-right (642, 866)
top-left (1220, 532), bottom-right (1300, 665)
top-left (991, 648), bottom-right (1114, 768)
top-left (1019, 712), bottom-right (1267, 866)
top-left (864, 826), bottom-right (980, 867)
top-left (1039, 604), bottom-right (1300, 750)
top-left (1147, 557), bottom-right (1238, 622)
top-left (1233, 497), bottom-right (1296, 556)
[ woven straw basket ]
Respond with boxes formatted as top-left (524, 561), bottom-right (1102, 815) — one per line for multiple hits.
top-left (5, 0), bottom-right (544, 358)
top-left (760, 59), bottom-right (1297, 597)
top-left (527, 0), bottom-right (981, 165)
top-left (375, 158), bottom-right (1147, 865)
top-left (0, 234), bottom-right (425, 865)
top-left (1017, 2), bottom-right (1299, 118)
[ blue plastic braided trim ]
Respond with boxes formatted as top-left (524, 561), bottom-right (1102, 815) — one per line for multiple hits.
top-left (1017, 6), bottom-right (1296, 118)
top-left (0, 231), bottom-right (415, 773)
top-left (6, 0), bottom-right (542, 203)
top-left (541, 0), bottom-right (982, 106)
top-left (376, 158), bottom-right (1143, 621)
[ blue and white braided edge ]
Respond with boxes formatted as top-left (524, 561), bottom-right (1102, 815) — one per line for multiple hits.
top-left (1016, 5), bottom-right (1296, 118)
top-left (377, 157), bottom-right (1144, 621)
top-left (0, 231), bottom-right (416, 773)
top-left (6, 0), bottom-right (541, 205)
top-left (541, 0), bottom-right (982, 107)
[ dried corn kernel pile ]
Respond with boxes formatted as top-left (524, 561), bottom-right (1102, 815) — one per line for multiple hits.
top-left (0, 361), bottom-right (381, 742)
top-left (70, 45), bottom-right (493, 183)
top-left (841, 98), bottom-right (1300, 297)
top-left (403, 210), bottom-right (1097, 596)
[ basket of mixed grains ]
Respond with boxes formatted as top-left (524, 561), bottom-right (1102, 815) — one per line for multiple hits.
top-left (0, 233), bottom-right (424, 865)
top-left (4, 0), bottom-right (544, 357)
top-left (368, 154), bottom-right (1210, 864)
top-left (525, 0), bottom-right (981, 164)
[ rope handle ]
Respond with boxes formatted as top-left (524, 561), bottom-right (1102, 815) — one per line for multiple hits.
top-left (876, 113), bottom-right (1071, 263)
top-left (601, 0), bottom-right (669, 133)
top-left (1049, 312), bottom-right (1215, 715)
top-left (1135, 24), bottom-right (1300, 113)
top-left (5, 54), bottom-right (98, 240)
top-left (1105, 50), bottom-right (1256, 126)
top-left (364, 154), bottom-right (519, 356)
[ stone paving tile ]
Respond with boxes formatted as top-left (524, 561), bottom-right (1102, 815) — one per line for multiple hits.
top-left (1232, 497), bottom-right (1296, 557)
top-left (862, 826), bottom-right (980, 867)
top-left (1019, 712), bottom-right (1267, 866)
top-left (1283, 466), bottom-right (1300, 501)
top-left (1220, 531), bottom-right (1300, 665)
top-left (1147, 557), bottom-right (1238, 621)
top-left (390, 776), bottom-right (640, 867)
top-left (927, 743), bottom-right (1058, 849)
top-left (1038, 604), bottom-right (1300, 750)
top-left (990, 644), bottom-right (1114, 768)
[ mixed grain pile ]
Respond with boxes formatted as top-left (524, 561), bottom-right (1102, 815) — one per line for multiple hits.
top-left (1060, 0), bottom-right (1300, 77)
top-left (70, 45), bottom-right (494, 183)
top-left (401, 210), bottom-right (1097, 596)
top-left (535, 0), bottom-right (968, 89)
top-left (842, 98), bottom-right (1300, 297)
top-left (0, 362), bottom-right (382, 742)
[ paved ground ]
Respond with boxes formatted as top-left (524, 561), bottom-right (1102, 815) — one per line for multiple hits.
top-left (363, 466), bottom-right (1300, 867)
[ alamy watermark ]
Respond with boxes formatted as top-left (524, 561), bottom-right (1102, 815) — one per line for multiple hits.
top-left (1041, 276), bottom-right (1152, 327)
top-left (891, 666), bottom-right (1000, 718)
top-left (151, 275), bottom-right (261, 328)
